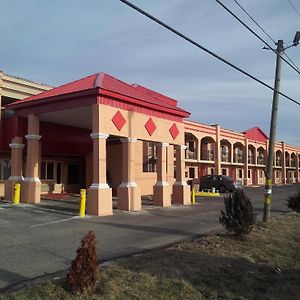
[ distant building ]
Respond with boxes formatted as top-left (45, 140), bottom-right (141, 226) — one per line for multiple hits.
top-left (0, 71), bottom-right (52, 196)
top-left (0, 71), bottom-right (299, 216)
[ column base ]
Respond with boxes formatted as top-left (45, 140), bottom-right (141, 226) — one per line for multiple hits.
top-left (153, 184), bottom-right (171, 207)
top-left (4, 178), bottom-right (23, 201)
top-left (21, 180), bottom-right (41, 204)
top-left (87, 187), bottom-right (113, 216)
top-left (117, 186), bottom-right (141, 211)
top-left (172, 184), bottom-right (191, 205)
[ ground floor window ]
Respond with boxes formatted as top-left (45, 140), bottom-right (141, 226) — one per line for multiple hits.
top-left (210, 168), bottom-right (214, 175)
top-left (143, 141), bottom-right (157, 172)
top-left (189, 167), bottom-right (195, 178)
top-left (0, 159), bottom-right (11, 180)
top-left (41, 161), bottom-right (55, 180)
top-left (221, 168), bottom-right (227, 175)
top-left (259, 170), bottom-right (264, 179)
top-left (248, 169), bottom-right (251, 179)
top-left (237, 169), bottom-right (243, 179)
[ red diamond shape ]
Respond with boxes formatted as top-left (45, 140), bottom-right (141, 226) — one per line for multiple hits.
top-left (112, 111), bottom-right (126, 131)
top-left (144, 118), bottom-right (156, 136)
top-left (169, 123), bottom-right (179, 140)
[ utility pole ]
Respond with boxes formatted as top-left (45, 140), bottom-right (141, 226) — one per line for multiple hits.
top-left (263, 40), bottom-right (284, 222)
top-left (263, 32), bottom-right (300, 222)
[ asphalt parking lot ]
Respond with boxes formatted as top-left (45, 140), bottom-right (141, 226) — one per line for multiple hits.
top-left (0, 184), bottom-right (298, 291)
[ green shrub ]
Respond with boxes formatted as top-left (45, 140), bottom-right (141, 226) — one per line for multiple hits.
top-left (287, 190), bottom-right (300, 212)
top-left (219, 189), bottom-right (256, 239)
top-left (67, 230), bottom-right (99, 294)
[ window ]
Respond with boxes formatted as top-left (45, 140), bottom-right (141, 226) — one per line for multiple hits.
top-left (221, 145), bottom-right (227, 156)
top-left (0, 159), bottom-right (11, 180)
top-left (143, 141), bottom-right (157, 172)
top-left (210, 168), bottom-right (214, 175)
top-left (188, 141), bottom-right (195, 152)
top-left (41, 161), bottom-right (55, 180)
top-left (248, 170), bottom-right (251, 179)
top-left (248, 149), bottom-right (254, 164)
top-left (222, 168), bottom-right (227, 175)
top-left (186, 141), bottom-right (196, 159)
top-left (257, 151), bottom-right (265, 165)
top-left (238, 169), bottom-right (243, 179)
top-left (189, 167), bottom-right (195, 178)
top-left (238, 148), bottom-right (243, 158)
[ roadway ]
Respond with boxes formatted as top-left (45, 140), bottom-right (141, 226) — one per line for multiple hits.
top-left (0, 184), bottom-right (298, 292)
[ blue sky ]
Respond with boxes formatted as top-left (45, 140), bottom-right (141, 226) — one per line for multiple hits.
top-left (1, 0), bottom-right (300, 145)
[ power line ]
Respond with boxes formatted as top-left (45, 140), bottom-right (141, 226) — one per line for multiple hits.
top-left (230, 0), bottom-right (300, 80)
top-left (119, 0), bottom-right (300, 107)
top-left (232, 0), bottom-right (276, 44)
top-left (287, 0), bottom-right (300, 19)
top-left (215, 0), bottom-right (300, 77)
top-left (284, 52), bottom-right (300, 72)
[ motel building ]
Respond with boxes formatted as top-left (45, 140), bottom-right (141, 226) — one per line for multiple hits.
top-left (0, 71), bottom-right (299, 216)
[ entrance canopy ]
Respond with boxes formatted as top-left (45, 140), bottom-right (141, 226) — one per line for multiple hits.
top-left (5, 73), bottom-right (191, 215)
top-left (7, 72), bottom-right (190, 144)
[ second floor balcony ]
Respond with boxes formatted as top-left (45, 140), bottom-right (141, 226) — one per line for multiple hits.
top-left (248, 156), bottom-right (255, 164)
top-left (201, 150), bottom-right (214, 161)
top-left (233, 154), bottom-right (243, 164)
top-left (275, 159), bottom-right (282, 167)
top-left (186, 150), bottom-right (197, 160)
top-left (221, 154), bottom-right (230, 162)
top-left (257, 157), bottom-right (265, 165)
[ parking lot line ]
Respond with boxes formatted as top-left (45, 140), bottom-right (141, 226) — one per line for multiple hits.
top-left (30, 216), bottom-right (80, 228)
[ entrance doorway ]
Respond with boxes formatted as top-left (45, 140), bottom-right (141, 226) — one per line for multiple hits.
top-left (66, 161), bottom-right (85, 193)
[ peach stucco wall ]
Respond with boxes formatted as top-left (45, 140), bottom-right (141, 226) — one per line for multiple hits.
top-left (106, 140), bottom-right (157, 196)
top-left (86, 140), bottom-right (157, 196)
top-left (99, 104), bottom-right (185, 145)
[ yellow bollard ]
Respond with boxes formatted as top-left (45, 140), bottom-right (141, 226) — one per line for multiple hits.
top-left (79, 189), bottom-right (86, 217)
top-left (191, 187), bottom-right (196, 204)
top-left (13, 183), bottom-right (21, 205)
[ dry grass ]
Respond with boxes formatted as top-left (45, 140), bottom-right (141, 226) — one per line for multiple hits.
top-left (2, 213), bottom-right (300, 300)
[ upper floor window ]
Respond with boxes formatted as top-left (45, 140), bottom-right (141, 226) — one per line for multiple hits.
top-left (221, 145), bottom-right (227, 156)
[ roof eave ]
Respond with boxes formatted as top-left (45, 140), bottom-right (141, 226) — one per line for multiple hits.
top-left (5, 88), bottom-right (99, 110)
top-left (99, 88), bottom-right (190, 119)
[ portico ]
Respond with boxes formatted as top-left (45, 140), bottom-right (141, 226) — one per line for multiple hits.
top-left (5, 72), bottom-right (191, 216)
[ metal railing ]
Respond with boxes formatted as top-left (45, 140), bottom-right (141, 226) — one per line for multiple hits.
top-left (186, 150), bottom-right (197, 160)
top-left (233, 154), bottom-right (243, 163)
top-left (201, 150), bottom-right (214, 161)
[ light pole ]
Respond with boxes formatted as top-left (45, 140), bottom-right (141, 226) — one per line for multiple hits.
top-left (263, 32), bottom-right (300, 222)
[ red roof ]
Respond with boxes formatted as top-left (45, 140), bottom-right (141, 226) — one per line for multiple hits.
top-left (7, 73), bottom-right (189, 118)
top-left (243, 127), bottom-right (268, 143)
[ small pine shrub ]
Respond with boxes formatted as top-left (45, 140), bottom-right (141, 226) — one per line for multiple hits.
top-left (67, 230), bottom-right (99, 294)
top-left (287, 190), bottom-right (300, 212)
top-left (219, 189), bottom-right (256, 239)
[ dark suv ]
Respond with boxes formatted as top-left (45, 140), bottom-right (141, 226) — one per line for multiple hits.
top-left (199, 175), bottom-right (237, 193)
